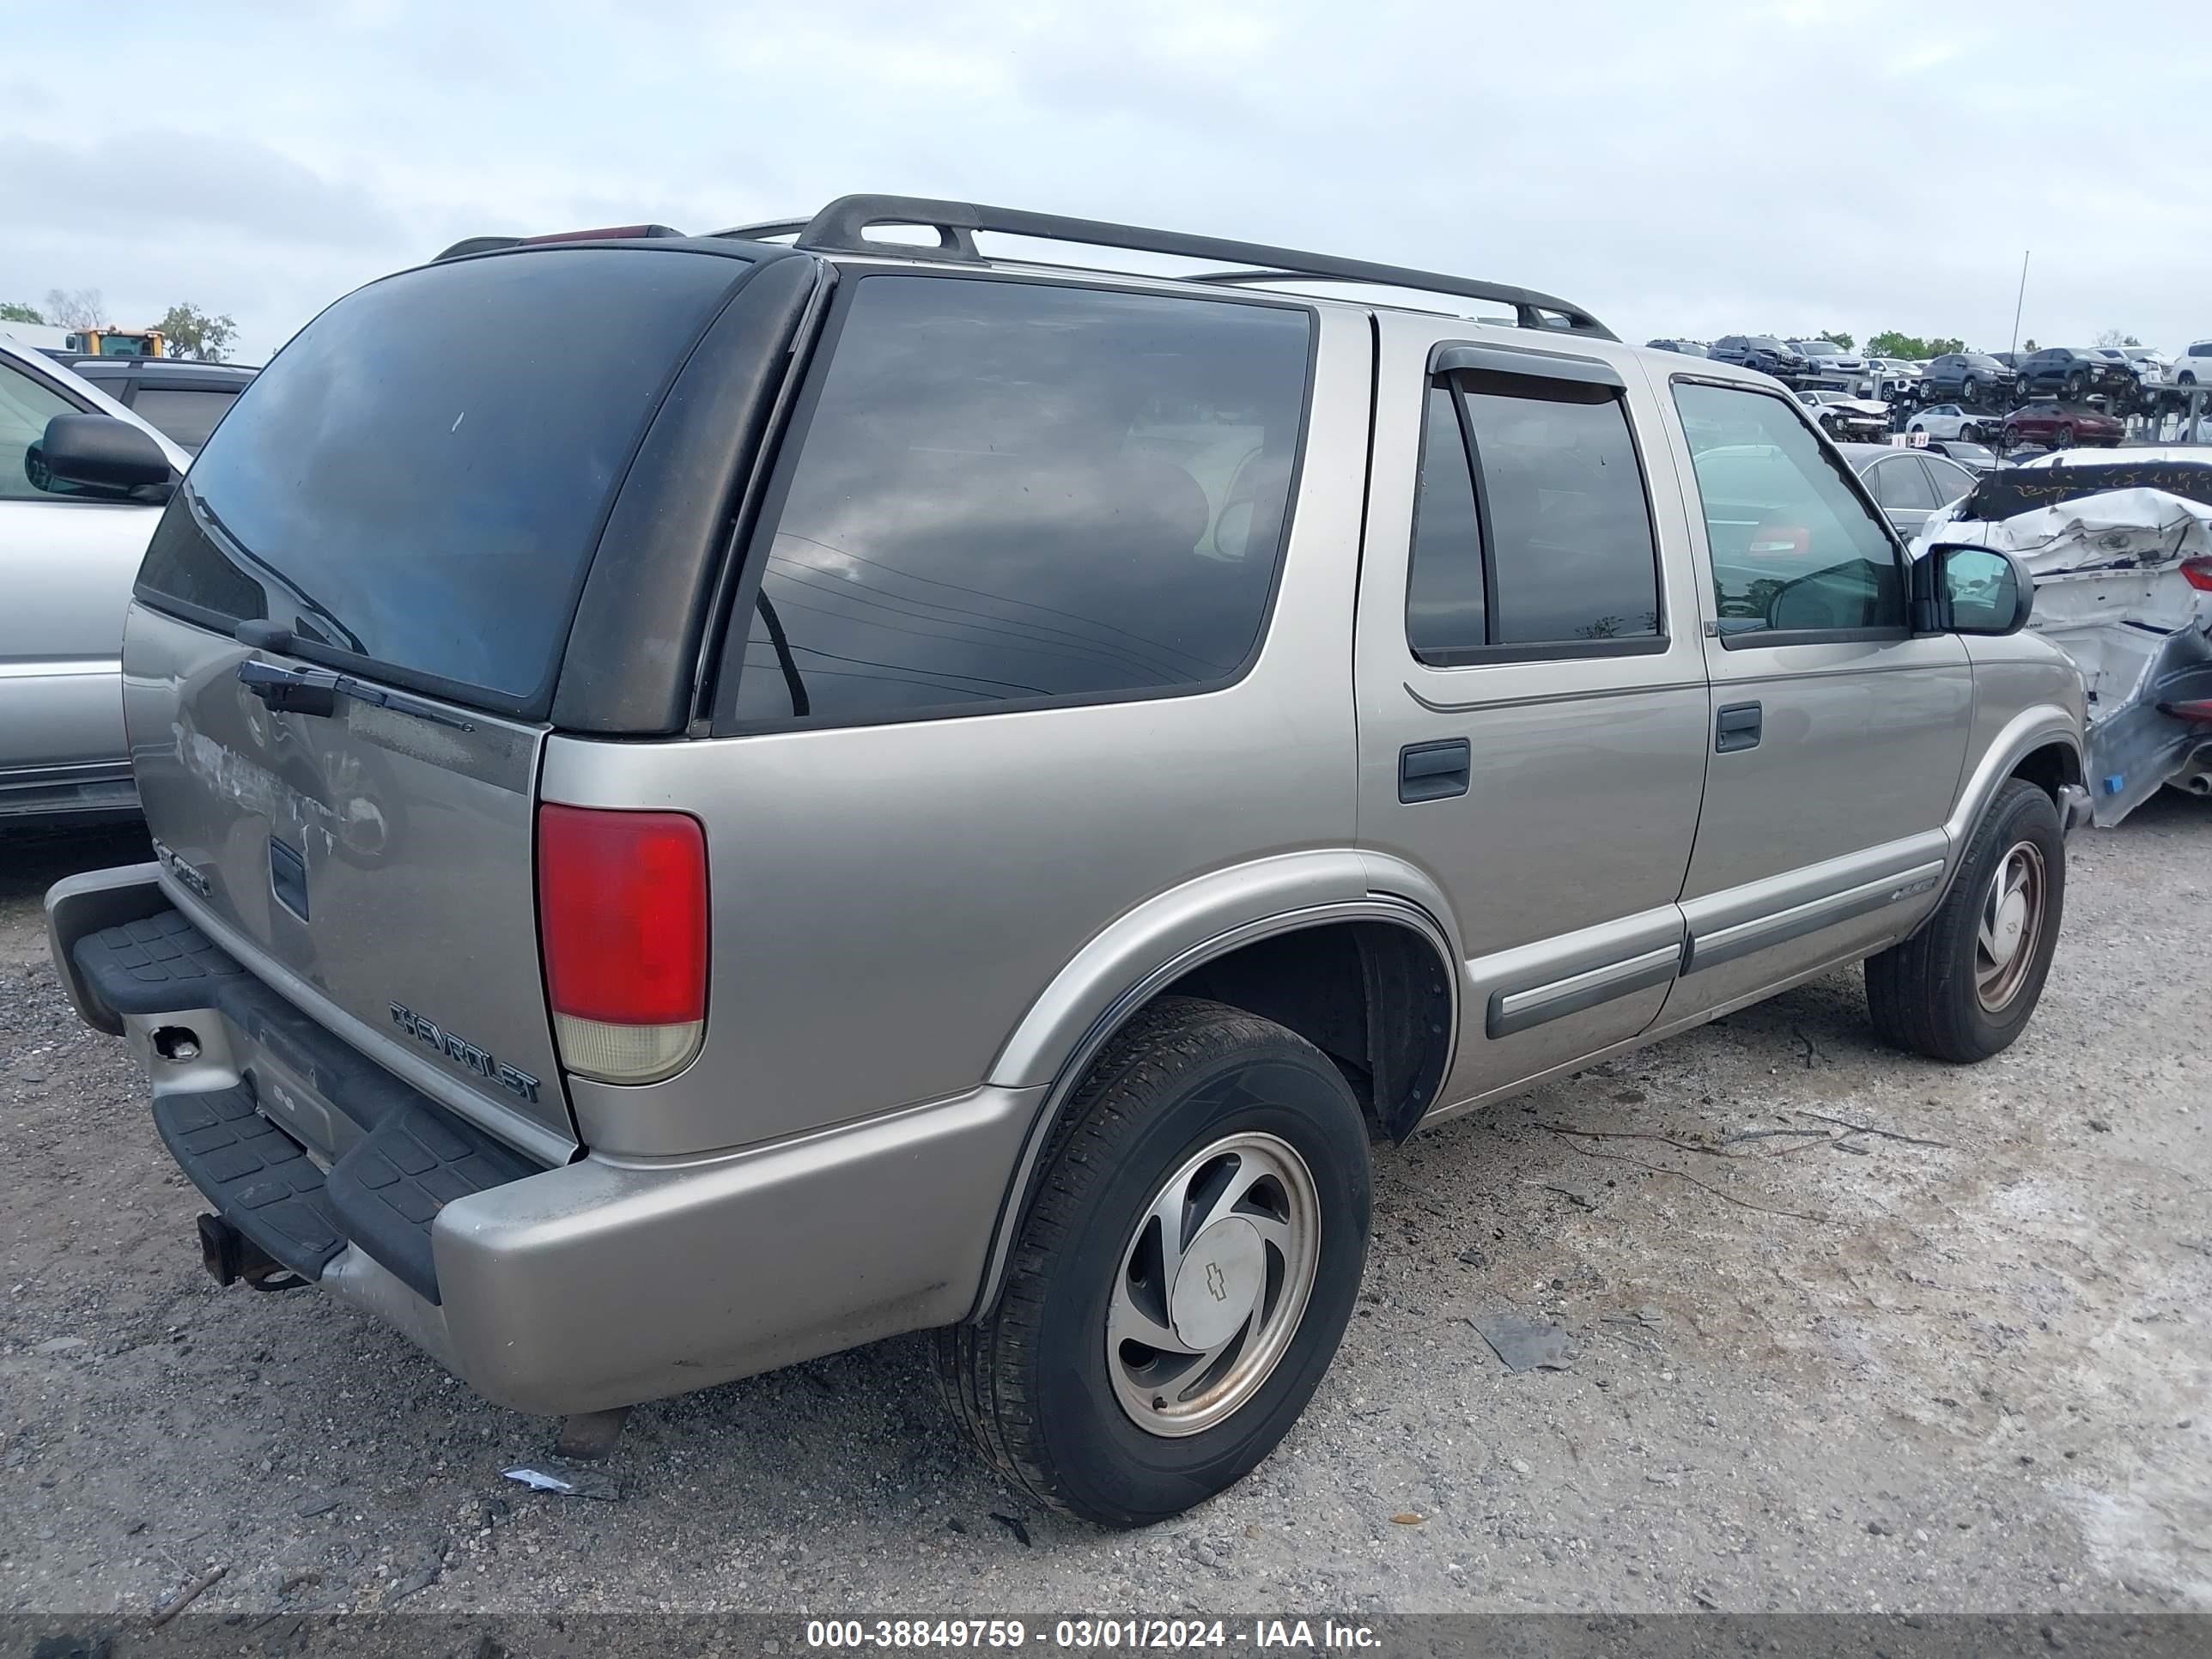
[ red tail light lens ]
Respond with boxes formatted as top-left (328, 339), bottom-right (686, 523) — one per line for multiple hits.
top-left (2182, 557), bottom-right (2212, 593)
top-left (2164, 699), bottom-right (2212, 725)
top-left (538, 805), bottom-right (708, 1083)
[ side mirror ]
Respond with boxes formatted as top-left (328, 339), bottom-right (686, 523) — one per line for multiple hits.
top-left (26, 413), bottom-right (175, 500)
top-left (1914, 543), bottom-right (2033, 636)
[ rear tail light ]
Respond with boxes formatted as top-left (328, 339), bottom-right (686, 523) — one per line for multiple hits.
top-left (2181, 557), bottom-right (2212, 593)
top-left (2163, 699), bottom-right (2212, 725)
top-left (538, 805), bottom-right (708, 1084)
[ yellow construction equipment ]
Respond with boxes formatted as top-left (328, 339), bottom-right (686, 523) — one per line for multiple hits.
top-left (64, 326), bottom-right (165, 358)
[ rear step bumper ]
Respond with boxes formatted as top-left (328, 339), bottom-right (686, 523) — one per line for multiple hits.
top-left (47, 865), bottom-right (1042, 1417)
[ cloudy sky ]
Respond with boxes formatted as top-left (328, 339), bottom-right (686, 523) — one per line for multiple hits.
top-left (3, 0), bottom-right (2202, 363)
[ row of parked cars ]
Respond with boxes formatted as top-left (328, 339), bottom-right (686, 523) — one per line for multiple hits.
top-left (1651, 336), bottom-right (2212, 410)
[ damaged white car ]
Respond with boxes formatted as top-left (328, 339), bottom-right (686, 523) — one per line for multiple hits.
top-left (1917, 457), bottom-right (2212, 821)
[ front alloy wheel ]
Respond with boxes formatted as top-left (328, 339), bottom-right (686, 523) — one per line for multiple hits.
top-left (1975, 841), bottom-right (2047, 1014)
top-left (1866, 778), bottom-right (2064, 1062)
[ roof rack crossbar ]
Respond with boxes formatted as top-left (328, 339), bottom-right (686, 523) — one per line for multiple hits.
top-left (716, 219), bottom-right (809, 242)
top-left (740, 194), bottom-right (1614, 340)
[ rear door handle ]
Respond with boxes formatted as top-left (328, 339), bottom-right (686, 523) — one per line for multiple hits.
top-left (1399, 738), bottom-right (1471, 802)
top-left (1716, 701), bottom-right (1763, 753)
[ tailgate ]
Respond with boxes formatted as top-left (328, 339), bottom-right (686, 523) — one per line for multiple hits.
top-left (125, 605), bottom-right (573, 1155)
top-left (106, 240), bottom-right (792, 1159)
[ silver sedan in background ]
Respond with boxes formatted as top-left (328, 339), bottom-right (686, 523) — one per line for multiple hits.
top-left (1835, 441), bottom-right (1979, 536)
top-left (0, 335), bottom-right (189, 823)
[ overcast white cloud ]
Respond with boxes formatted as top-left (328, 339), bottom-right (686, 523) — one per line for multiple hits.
top-left (3, 0), bottom-right (2204, 362)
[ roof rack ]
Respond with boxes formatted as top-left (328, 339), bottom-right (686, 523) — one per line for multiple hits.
top-left (717, 194), bottom-right (1615, 340)
top-left (433, 223), bottom-right (688, 262)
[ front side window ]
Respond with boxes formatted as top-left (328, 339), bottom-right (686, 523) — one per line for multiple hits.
top-left (732, 276), bottom-right (1313, 725)
top-left (1924, 457), bottom-right (1975, 503)
top-left (0, 360), bottom-right (81, 501)
top-left (1405, 368), bottom-right (1662, 661)
top-left (1672, 380), bottom-right (1904, 640)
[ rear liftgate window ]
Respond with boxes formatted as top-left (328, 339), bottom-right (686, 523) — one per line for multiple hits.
top-left (731, 275), bottom-right (1314, 725)
top-left (136, 247), bottom-right (750, 713)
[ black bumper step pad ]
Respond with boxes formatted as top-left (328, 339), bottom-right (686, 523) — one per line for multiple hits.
top-left (153, 1085), bottom-right (344, 1281)
top-left (325, 1099), bottom-right (539, 1306)
top-left (155, 1084), bottom-right (538, 1304)
top-left (76, 910), bottom-right (246, 1017)
top-left (100, 908), bottom-right (544, 1305)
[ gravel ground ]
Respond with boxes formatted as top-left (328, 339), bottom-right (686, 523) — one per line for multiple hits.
top-left (3, 806), bottom-right (2208, 1620)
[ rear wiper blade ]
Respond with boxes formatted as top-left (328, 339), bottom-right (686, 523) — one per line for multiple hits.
top-left (234, 659), bottom-right (474, 732)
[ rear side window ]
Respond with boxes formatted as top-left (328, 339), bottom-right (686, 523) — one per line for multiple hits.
top-left (137, 247), bottom-right (747, 710)
top-left (1405, 388), bottom-right (1486, 654)
top-left (1867, 456), bottom-right (1937, 512)
top-left (127, 386), bottom-right (240, 452)
top-left (1405, 369), bottom-right (1662, 663)
top-left (730, 276), bottom-right (1312, 726)
top-left (1671, 380), bottom-right (1904, 641)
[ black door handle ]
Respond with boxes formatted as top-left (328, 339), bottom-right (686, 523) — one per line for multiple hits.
top-left (1400, 738), bottom-right (1471, 802)
top-left (1716, 701), bottom-right (1763, 753)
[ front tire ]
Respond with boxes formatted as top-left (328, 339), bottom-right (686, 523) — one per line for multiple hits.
top-left (1866, 780), bottom-right (2064, 1062)
top-left (938, 996), bottom-right (1372, 1527)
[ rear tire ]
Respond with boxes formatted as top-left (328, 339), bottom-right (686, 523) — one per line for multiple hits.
top-left (937, 996), bottom-right (1371, 1527)
top-left (1866, 780), bottom-right (2064, 1063)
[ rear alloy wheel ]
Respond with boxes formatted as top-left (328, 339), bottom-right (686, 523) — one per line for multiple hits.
top-left (938, 996), bottom-right (1372, 1527)
top-left (1867, 779), bottom-right (2064, 1062)
top-left (1106, 1131), bottom-right (1319, 1437)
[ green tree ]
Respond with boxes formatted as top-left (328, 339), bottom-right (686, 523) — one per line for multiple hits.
top-left (1867, 330), bottom-right (1966, 360)
top-left (0, 301), bottom-right (44, 324)
top-left (157, 301), bottom-right (239, 362)
top-left (1819, 330), bottom-right (1855, 351)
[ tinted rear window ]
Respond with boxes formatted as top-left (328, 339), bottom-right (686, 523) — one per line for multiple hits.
top-left (137, 247), bottom-right (745, 708)
top-left (127, 386), bottom-right (240, 451)
top-left (731, 275), bottom-right (1312, 726)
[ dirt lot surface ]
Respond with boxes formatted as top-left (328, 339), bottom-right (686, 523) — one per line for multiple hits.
top-left (3, 807), bottom-right (2208, 1620)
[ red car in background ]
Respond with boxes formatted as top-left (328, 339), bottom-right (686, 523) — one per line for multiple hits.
top-left (2001, 402), bottom-right (2124, 450)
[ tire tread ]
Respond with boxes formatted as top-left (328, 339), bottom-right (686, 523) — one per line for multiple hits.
top-left (935, 996), bottom-right (1348, 1522)
top-left (1867, 779), bottom-right (2063, 1062)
